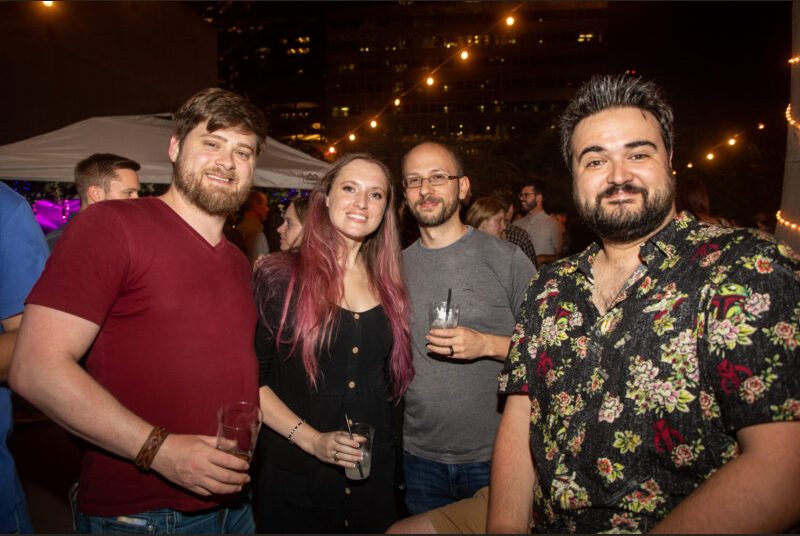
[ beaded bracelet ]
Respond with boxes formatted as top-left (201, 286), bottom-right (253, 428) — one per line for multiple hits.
top-left (287, 419), bottom-right (305, 445)
top-left (134, 425), bottom-right (169, 472)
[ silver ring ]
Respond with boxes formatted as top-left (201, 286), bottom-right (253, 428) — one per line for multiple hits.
top-left (449, 346), bottom-right (454, 357)
top-left (333, 451), bottom-right (339, 462)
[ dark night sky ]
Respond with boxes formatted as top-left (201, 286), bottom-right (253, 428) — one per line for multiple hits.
top-left (608, 1), bottom-right (792, 164)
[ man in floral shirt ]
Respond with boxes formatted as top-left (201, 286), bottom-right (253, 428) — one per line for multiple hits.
top-left (489, 75), bottom-right (800, 533)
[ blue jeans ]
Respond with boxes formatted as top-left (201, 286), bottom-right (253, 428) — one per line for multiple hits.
top-left (402, 451), bottom-right (491, 515)
top-left (70, 482), bottom-right (255, 534)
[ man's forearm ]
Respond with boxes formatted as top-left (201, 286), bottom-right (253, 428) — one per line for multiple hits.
top-left (651, 422), bottom-right (800, 533)
top-left (487, 394), bottom-right (535, 533)
top-left (9, 306), bottom-right (152, 461)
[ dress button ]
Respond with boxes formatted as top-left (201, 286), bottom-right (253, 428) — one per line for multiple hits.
top-left (345, 487), bottom-right (351, 495)
top-left (348, 380), bottom-right (356, 389)
top-left (353, 313), bottom-right (360, 320)
top-left (352, 346), bottom-right (359, 354)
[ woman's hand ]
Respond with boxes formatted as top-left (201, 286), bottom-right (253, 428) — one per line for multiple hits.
top-left (310, 430), bottom-right (364, 468)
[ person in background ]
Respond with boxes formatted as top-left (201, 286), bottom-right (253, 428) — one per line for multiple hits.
top-left (252, 153), bottom-right (412, 533)
top-left (676, 177), bottom-right (730, 226)
top-left (514, 180), bottom-right (565, 265)
top-left (46, 153), bottom-right (140, 250)
top-left (276, 195), bottom-right (309, 251)
top-left (10, 88), bottom-right (267, 534)
top-left (465, 196), bottom-right (537, 266)
top-left (0, 182), bottom-right (48, 533)
top-left (239, 189), bottom-right (271, 263)
top-left (465, 196), bottom-right (506, 238)
top-left (753, 210), bottom-right (777, 235)
top-left (548, 204), bottom-right (573, 257)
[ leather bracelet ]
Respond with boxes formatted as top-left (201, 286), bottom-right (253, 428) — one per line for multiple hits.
top-left (287, 419), bottom-right (305, 445)
top-left (134, 425), bottom-right (169, 472)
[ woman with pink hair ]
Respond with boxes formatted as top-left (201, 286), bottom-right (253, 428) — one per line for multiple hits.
top-left (252, 153), bottom-right (413, 533)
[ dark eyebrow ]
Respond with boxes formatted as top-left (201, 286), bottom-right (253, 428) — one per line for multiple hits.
top-left (203, 133), bottom-right (255, 153)
top-left (577, 145), bottom-right (606, 161)
top-left (577, 140), bottom-right (658, 161)
top-left (625, 140), bottom-right (658, 151)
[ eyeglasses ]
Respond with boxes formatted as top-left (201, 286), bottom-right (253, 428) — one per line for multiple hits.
top-left (403, 173), bottom-right (461, 189)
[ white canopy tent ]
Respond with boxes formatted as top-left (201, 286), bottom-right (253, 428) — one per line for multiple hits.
top-left (0, 115), bottom-right (328, 189)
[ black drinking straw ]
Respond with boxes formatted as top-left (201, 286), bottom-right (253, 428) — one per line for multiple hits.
top-left (344, 411), bottom-right (364, 478)
top-left (446, 288), bottom-right (452, 316)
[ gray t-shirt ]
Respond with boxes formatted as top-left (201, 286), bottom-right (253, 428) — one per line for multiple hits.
top-left (514, 210), bottom-right (564, 257)
top-left (402, 227), bottom-right (535, 463)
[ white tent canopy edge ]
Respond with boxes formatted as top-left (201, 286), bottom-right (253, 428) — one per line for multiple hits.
top-left (0, 115), bottom-right (328, 189)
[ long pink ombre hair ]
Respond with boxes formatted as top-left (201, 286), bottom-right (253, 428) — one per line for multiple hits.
top-left (254, 153), bottom-right (413, 401)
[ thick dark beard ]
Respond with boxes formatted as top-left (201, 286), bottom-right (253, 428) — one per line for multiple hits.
top-left (409, 193), bottom-right (460, 227)
top-left (172, 158), bottom-right (249, 217)
top-left (576, 182), bottom-right (674, 243)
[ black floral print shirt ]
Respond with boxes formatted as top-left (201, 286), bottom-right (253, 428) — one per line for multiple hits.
top-left (498, 212), bottom-right (800, 533)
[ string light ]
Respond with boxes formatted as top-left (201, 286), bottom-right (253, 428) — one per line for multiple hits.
top-left (323, 3), bottom-right (525, 155)
top-left (758, 123), bottom-right (765, 130)
top-left (777, 210), bottom-right (800, 231)
top-left (687, 163), bottom-right (693, 169)
top-left (369, 119), bottom-right (378, 128)
top-left (789, 56), bottom-right (800, 64)
top-left (706, 153), bottom-right (714, 160)
top-left (785, 104), bottom-right (800, 130)
top-left (348, 133), bottom-right (356, 141)
top-left (727, 138), bottom-right (736, 146)
top-left (42, 1), bottom-right (54, 6)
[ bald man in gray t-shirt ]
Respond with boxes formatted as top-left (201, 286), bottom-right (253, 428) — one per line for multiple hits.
top-left (400, 141), bottom-right (535, 515)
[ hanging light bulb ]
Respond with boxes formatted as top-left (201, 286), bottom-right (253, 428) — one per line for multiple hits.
top-left (426, 76), bottom-right (435, 86)
top-left (369, 119), bottom-right (378, 128)
top-left (506, 16), bottom-right (515, 26)
top-left (460, 50), bottom-right (469, 60)
top-left (348, 133), bottom-right (356, 141)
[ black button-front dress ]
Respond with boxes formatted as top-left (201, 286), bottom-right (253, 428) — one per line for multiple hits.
top-left (253, 296), bottom-right (402, 533)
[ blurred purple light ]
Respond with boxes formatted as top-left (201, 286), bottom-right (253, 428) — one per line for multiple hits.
top-left (33, 199), bottom-right (80, 233)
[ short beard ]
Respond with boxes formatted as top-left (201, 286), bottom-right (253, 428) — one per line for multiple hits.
top-left (172, 158), bottom-right (249, 217)
top-left (409, 193), bottom-right (460, 227)
top-left (576, 182), bottom-right (674, 243)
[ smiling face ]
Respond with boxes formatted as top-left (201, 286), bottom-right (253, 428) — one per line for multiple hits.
top-left (169, 120), bottom-right (257, 216)
top-left (278, 202), bottom-right (304, 251)
top-left (403, 143), bottom-right (469, 228)
top-left (571, 106), bottom-right (676, 243)
top-left (325, 158), bottom-right (389, 245)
